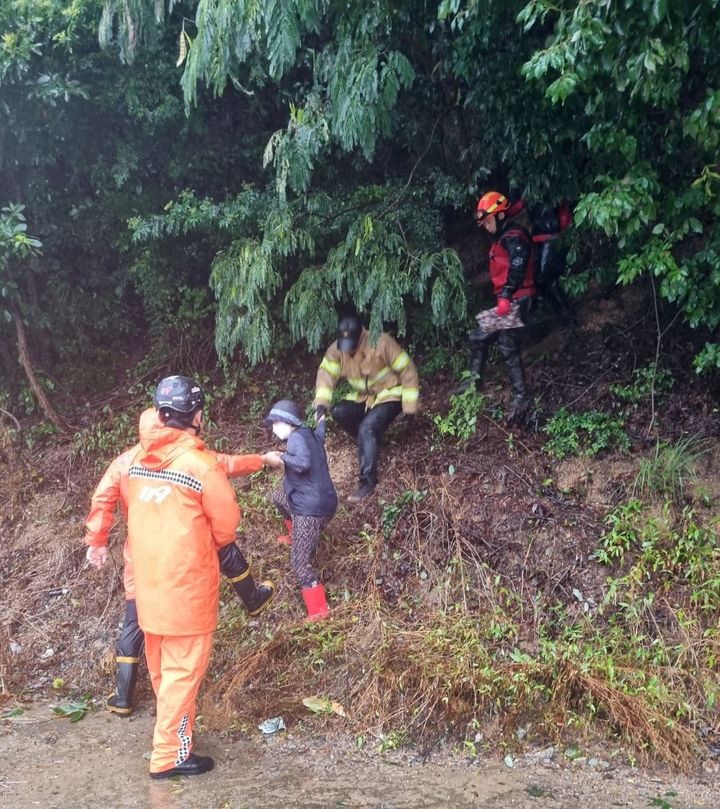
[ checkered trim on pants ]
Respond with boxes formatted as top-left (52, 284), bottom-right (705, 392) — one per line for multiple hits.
top-left (175, 713), bottom-right (191, 765)
top-left (129, 465), bottom-right (203, 493)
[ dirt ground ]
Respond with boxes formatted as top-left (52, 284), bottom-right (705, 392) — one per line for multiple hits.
top-left (1, 703), bottom-right (718, 809)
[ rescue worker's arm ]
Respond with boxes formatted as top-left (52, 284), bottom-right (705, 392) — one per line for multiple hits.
top-left (498, 232), bottom-right (531, 300)
top-left (201, 465), bottom-right (242, 549)
top-left (214, 452), bottom-right (265, 477)
top-left (382, 334), bottom-right (420, 415)
top-left (282, 431), bottom-right (312, 473)
top-left (214, 451), bottom-right (284, 476)
top-left (313, 343), bottom-right (343, 410)
top-left (85, 456), bottom-right (123, 549)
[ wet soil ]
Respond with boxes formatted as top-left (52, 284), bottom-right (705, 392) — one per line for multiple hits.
top-left (1, 704), bottom-right (717, 809)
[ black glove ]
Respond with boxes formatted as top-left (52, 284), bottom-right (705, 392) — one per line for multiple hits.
top-left (315, 405), bottom-right (328, 421)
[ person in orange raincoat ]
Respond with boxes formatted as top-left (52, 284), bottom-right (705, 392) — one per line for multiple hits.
top-left (85, 408), bottom-right (282, 719)
top-left (124, 375), bottom-right (261, 778)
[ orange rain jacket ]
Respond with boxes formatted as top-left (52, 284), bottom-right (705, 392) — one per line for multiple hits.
top-left (84, 409), bottom-right (263, 605)
top-left (126, 414), bottom-right (243, 636)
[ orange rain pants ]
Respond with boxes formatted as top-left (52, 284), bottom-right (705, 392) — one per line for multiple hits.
top-left (144, 631), bottom-right (214, 774)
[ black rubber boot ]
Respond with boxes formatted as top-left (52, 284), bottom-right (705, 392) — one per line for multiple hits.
top-left (348, 479), bottom-right (377, 503)
top-left (452, 327), bottom-right (494, 395)
top-left (107, 659), bottom-right (139, 716)
top-left (219, 543), bottom-right (275, 616)
top-left (498, 330), bottom-right (531, 426)
top-left (351, 427), bottom-right (379, 502)
top-left (231, 572), bottom-right (275, 616)
top-left (107, 600), bottom-right (144, 716)
top-left (451, 345), bottom-right (489, 395)
top-left (348, 402), bottom-right (401, 502)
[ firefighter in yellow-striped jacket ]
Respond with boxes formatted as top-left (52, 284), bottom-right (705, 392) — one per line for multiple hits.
top-left (313, 315), bottom-right (420, 502)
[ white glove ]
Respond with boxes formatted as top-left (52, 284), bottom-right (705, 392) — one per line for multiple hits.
top-left (86, 546), bottom-right (109, 569)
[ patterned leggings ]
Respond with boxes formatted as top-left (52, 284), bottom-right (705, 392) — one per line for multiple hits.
top-left (272, 489), bottom-right (330, 588)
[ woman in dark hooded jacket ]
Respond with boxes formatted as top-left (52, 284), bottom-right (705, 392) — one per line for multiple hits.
top-left (265, 399), bottom-right (337, 620)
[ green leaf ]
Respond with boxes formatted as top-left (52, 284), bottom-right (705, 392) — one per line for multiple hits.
top-left (51, 701), bottom-right (90, 723)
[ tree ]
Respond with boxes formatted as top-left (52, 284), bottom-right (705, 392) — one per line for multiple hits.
top-left (102, 0), bottom-right (720, 373)
top-left (0, 0), bottom-right (90, 424)
top-left (0, 205), bottom-right (64, 427)
top-left (1, 0), bottom-right (261, 407)
top-left (518, 0), bottom-right (720, 372)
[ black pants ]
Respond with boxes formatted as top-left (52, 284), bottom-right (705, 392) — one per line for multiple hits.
top-left (331, 400), bottom-right (402, 487)
top-left (117, 599), bottom-right (144, 658)
top-left (469, 298), bottom-right (533, 405)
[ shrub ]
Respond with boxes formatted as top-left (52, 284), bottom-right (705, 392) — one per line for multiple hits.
top-left (73, 405), bottom-right (137, 462)
top-left (593, 500), bottom-right (720, 610)
top-left (543, 408), bottom-right (630, 459)
top-left (610, 364), bottom-right (674, 404)
top-left (432, 388), bottom-right (486, 447)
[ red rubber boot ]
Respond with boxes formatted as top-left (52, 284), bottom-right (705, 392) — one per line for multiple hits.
top-left (302, 582), bottom-right (329, 621)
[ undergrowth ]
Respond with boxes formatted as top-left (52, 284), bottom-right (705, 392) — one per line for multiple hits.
top-left (205, 478), bottom-right (719, 771)
top-left (609, 364), bottom-right (675, 404)
top-left (73, 405), bottom-right (138, 462)
top-left (543, 408), bottom-right (629, 459)
top-left (432, 387), bottom-right (486, 447)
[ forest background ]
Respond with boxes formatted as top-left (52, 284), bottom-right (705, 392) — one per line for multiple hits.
top-left (1, 0), bottom-right (720, 771)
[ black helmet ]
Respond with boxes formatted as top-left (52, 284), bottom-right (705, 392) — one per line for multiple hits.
top-left (337, 315), bottom-right (363, 353)
top-left (154, 375), bottom-right (205, 427)
top-left (263, 399), bottom-right (304, 427)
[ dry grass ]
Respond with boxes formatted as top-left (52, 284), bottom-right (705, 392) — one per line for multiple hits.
top-left (551, 665), bottom-right (698, 769)
top-left (1, 363), bottom-right (718, 771)
top-left (198, 470), bottom-right (710, 770)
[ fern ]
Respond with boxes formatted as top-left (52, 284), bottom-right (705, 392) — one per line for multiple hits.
top-left (284, 265), bottom-right (338, 351)
top-left (264, 0), bottom-right (302, 80)
top-left (210, 239), bottom-right (282, 365)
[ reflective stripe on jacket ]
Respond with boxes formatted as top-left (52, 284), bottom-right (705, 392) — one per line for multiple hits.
top-left (84, 408), bottom-right (263, 601)
top-left (314, 329), bottom-right (420, 414)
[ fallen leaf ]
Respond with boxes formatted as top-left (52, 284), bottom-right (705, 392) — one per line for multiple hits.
top-left (302, 696), bottom-right (347, 717)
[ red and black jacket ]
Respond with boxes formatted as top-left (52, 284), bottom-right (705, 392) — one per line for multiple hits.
top-left (489, 216), bottom-right (536, 301)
